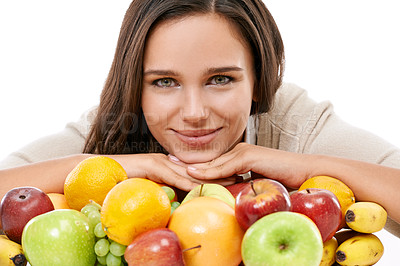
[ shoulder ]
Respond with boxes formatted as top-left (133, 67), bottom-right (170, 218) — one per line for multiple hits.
top-left (0, 106), bottom-right (99, 169)
top-left (264, 83), bottom-right (333, 133)
top-left (65, 106), bottom-right (98, 138)
top-left (255, 83), bottom-right (334, 150)
top-left (271, 82), bottom-right (332, 119)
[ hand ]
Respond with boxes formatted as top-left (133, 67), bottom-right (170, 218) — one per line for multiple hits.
top-left (112, 153), bottom-right (202, 191)
top-left (173, 143), bottom-right (314, 189)
top-left (167, 154), bottom-right (239, 187)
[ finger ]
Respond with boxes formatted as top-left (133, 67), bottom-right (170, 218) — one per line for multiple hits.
top-left (167, 154), bottom-right (188, 167)
top-left (187, 158), bottom-right (251, 180)
top-left (166, 158), bottom-right (214, 188)
top-left (168, 151), bottom-right (239, 182)
top-left (136, 155), bottom-right (201, 191)
top-left (190, 149), bottom-right (237, 170)
top-left (148, 165), bottom-right (200, 192)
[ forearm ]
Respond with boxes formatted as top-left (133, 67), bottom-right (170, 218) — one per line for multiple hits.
top-left (0, 154), bottom-right (92, 229)
top-left (0, 154), bottom-right (91, 199)
top-left (184, 143), bottom-right (400, 223)
top-left (308, 154), bottom-right (400, 223)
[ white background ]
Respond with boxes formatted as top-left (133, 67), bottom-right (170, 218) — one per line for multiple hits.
top-left (0, 1), bottom-right (399, 264)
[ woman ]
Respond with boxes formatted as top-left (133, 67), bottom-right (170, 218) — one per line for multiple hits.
top-left (1, 0), bottom-right (400, 235)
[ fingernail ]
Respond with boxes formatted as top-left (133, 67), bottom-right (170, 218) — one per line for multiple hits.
top-left (187, 166), bottom-right (197, 172)
top-left (168, 154), bottom-right (180, 162)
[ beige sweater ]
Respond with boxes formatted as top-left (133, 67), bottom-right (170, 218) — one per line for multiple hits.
top-left (1, 83), bottom-right (399, 233)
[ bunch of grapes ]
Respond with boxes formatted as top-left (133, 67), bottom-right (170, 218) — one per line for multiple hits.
top-left (81, 201), bottom-right (127, 266)
top-left (78, 186), bottom-right (178, 265)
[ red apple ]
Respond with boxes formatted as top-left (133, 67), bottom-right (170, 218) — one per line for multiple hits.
top-left (226, 182), bottom-right (249, 198)
top-left (124, 228), bottom-right (185, 266)
top-left (1, 186), bottom-right (54, 243)
top-left (235, 179), bottom-right (291, 231)
top-left (290, 188), bottom-right (342, 242)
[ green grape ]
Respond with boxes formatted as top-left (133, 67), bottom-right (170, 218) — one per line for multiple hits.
top-left (94, 222), bottom-right (107, 238)
top-left (88, 210), bottom-right (102, 228)
top-left (81, 204), bottom-right (99, 217)
top-left (97, 255), bottom-right (107, 265)
top-left (94, 238), bottom-right (110, 257)
top-left (106, 252), bottom-right (122, 266)
top-left (171, 201), bottom-right (180, 209)
top-left (109, 241), bottom-right (127, 257)
top-left (170, 201), bottom-right (181, 215)
top-left (161, 186), bottom-right (175, 202)
top-left (88, 199), bottom-right (102, 210)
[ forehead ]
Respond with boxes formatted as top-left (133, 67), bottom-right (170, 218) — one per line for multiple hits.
top-left (149, 13), bottom-right (246, 43)
top-left (144, 13), bottom-right (252, 68)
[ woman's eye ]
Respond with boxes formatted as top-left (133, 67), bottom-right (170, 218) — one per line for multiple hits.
top-left (154, 78), bottom-right (177, 87)
top-left (210, 75), bottom-right (232, 85)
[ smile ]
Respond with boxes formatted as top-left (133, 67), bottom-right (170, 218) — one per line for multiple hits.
top-left (173, 128), bottom-right (222, 147)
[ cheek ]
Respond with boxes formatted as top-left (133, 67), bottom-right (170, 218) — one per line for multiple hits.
top-left (142, 91), bottom-right (169, 123)
top-left (143, 113), bottom-right (164, 132)
top-left (222, 95), bottom-right (252, 135)
top-left (142, 94), bottom-right (165, 133)
top-left (218, 92), bottom-right (252, 119)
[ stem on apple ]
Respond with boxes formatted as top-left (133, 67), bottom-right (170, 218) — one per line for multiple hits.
top-left (306, 189), bottom-right (311, 194)
top-left (250, 180), bottom-right (257, 196)
top-left (182, 244), bottom-right (201, 253)
top-left (199, 184), bottom-right (204, 196)
top-left (279, 243), bottom-right (288, 250)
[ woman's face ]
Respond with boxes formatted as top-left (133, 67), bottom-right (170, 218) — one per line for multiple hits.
top-left (142, 13), bottom-right (255, 163)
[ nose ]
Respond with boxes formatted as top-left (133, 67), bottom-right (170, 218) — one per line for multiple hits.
top-left (180, 87), bottom-right (209, 122)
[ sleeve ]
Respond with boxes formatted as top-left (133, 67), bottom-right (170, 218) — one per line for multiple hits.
top-left (0, 106), bottom-right (97, 169)
top-left (302, 106), bottom-right (400, 169)
top-left (262, 83), bottom-right (400, 236)
top-left (259, 83), bottom-right (400, 168)
top-left (297, 89), bottom-right (400, 236)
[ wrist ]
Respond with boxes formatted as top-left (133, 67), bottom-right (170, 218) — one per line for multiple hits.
top-left (303, 154), bottom-right (328, 180)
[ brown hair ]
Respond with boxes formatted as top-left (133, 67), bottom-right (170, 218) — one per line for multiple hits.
top-left (83, 0), bottom-right (285, 155)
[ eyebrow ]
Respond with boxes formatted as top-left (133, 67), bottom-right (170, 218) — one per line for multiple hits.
top-left (143, 66), bottom-right (244, 76)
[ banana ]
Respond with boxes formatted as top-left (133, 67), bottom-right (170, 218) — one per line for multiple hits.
top-left (335, 233), bottom-right (384, 266)
top-left (334, 229), bottom-right (362, 245)
top-left (319, 237), bottom-right (338, 266)
top-left (345, 201), bottom-right (387, 233)
top-left (0, 235), bottom-right (27, 266)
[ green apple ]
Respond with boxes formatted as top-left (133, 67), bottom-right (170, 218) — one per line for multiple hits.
top-left (181, 183), bottom-right (235, 208)
top-left (242, 211), bottom-right (323, 266)
top-left (22, 209), bottom-right (96, 266)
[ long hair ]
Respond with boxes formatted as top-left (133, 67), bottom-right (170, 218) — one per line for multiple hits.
top-left (83, 0), bottom-right (285, 154)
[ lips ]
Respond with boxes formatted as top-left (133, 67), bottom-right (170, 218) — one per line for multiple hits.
top-left (173, 128), bottom-right (222, 147)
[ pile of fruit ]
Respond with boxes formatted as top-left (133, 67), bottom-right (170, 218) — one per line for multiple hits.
top-left (0, 156), bottom-right (388, 266)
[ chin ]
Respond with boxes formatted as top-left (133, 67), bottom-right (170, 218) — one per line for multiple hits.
top-left (175, 151), bottom-right (222, 164)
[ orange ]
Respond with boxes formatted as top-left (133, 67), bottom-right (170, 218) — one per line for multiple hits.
top-left (168, 197), bottom-right (245, 266)
top-left (64, 156), bottom-right (127, 211)
top-left (299, 175), bottom-right (356, 228)
top-left (101, 178), bottom-right (171, 246)
top-left (47, 193), bottom-right (71, 209)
